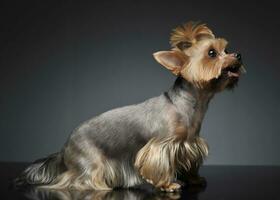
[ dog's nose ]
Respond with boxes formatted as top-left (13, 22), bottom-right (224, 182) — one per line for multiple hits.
top-left (234, 53), bottom-right (242, 61)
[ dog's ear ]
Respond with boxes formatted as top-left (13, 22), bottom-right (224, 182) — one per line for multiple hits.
top-left (153, 51), bottom-right (188, 75)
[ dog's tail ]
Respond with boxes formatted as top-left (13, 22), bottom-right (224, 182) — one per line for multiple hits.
top-left (14, 152), bottom-right (66, 187)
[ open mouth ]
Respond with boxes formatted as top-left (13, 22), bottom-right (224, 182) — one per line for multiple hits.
top-left (222, 64), bottom-right (241, 78)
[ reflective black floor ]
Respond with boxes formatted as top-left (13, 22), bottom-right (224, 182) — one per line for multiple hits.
top-left (2, 162), bottom-right (280, 200)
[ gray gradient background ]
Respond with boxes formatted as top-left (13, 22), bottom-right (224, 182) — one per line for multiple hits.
top-left (1, 1), bottom-right (279, 165)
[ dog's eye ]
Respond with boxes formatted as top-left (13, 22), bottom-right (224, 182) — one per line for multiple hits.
top-left (208, 49), bottom-right (217, 58)
top-left (224, 48), bottom-right (229, 54)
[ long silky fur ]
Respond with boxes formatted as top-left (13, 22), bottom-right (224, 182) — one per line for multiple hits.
top-left (14, 153), bottom-right (66, 187)
top-left (134, 136), bottom-right (208, 187)
top-left (40, 158), bottom-right (143, 190)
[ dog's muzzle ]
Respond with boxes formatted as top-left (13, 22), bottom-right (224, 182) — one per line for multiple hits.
top-left (222, 63), bottom-right (242, 78)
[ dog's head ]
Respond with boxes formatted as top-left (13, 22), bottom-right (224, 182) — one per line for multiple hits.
top-left (154, 22), bottom-right (245, 91)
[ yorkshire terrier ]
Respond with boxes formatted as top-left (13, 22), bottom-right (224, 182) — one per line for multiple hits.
top-left (15, 21), bottom-right (245, 192)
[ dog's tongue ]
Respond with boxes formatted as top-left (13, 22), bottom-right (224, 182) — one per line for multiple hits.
top-left (228, 71), bottom-right (239, 77)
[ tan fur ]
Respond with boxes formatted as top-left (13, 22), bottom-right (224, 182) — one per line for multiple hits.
top-left (134, 136), bottom-right (208, 188)
top-left (170, 21), bottom-right (215, 50)
top-left (174, 124), bottom-right (188, 138)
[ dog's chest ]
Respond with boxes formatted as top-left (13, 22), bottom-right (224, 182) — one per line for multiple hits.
top-left (171, 97), bottom-right (210, 139)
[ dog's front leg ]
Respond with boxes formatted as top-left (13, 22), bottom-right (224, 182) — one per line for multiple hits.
top-left (134, 137), bottom-right (181, 192)
top-left (177, 137), bottom-right (209, 186)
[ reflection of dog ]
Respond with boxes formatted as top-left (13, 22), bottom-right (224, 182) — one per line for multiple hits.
top-left (22, 187), bottom-right (183, 200)
top-left (15, 21), bottom-right (244, 192)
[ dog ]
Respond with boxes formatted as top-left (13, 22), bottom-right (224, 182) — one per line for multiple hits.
top-left (15, 21), bottom-right (245, 192)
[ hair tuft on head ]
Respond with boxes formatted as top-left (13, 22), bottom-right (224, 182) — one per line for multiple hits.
top-left (170, 21), bottom-right (215, 50)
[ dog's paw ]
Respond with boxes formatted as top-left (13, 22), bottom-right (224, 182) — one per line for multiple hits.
top-left (140, 174), bottom-right (154, 185)
top-left (145, 178), bottom-right (154, 184)
top-left (160, 182), bottom-right (181, 193)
